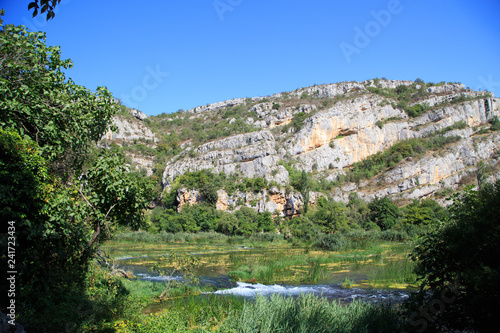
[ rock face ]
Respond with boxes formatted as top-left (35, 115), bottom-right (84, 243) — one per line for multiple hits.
top-left (289, 97), bottom-right (498, 172)
top-left (157, 80), bottom-right (500, 213)
top-left (103, 116), bottom-right (157, 142)
top-left (163, 130), bottom-right (288, 188)
top-left (250, 103), bottom-right (317, 128)
top-left (287, 96), bottom-right (410, 171)
top-left (179, 187), bottom-right (313, 218)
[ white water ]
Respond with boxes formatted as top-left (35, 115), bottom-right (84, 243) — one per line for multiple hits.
top-left (205, 282), bottom-right (410, 303)
top-left (135, 273), bottom-right (183, 282)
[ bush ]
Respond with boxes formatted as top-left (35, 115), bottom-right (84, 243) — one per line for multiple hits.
top-left (314, 233), bottom-right (351, 251)
top-left (490, 116), bottom-right (500, 131)
top-left (405, 182), bottom-right (500, 332)
top-left (378, 229), bottom-right (409, 242)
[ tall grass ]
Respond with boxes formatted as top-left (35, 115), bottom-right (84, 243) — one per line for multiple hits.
top-left (234, 294), bottom-right (401, 332)
top-left (113, 231), bottom-right (230, 243)
top-left (118, 294), bottom-right (402, 332)
top-left (314, 229), bottom-right (414, 251)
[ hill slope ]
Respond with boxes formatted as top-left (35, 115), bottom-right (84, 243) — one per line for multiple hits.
top-left (103, 79), bottom-right (500, 216)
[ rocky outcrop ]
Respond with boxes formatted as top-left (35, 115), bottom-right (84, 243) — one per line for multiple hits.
top-left (158, 79), bottom-right (500, 208)
top-left (162, 130), bottom-right (288, 188)
top-left (187, 97), bottom-right (261, 114)
top-left (288, 97), bottom-right (499, 172)
top-left (129, 154), bottom-right (155, 176)
top-left (286, 96), bottom-right (410, 171)
top-left (179, 187), bottom-right (327, 217)
top-left (102, 116), bottom-right (157, 142)
top-left (251, 103), bottom-right (317, 129)
top-left (131, 108), bottom-right (148, 120)
top-left (176, 188), bottom-right (202, 211)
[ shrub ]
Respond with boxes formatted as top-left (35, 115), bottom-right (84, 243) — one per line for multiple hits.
top-left (314, 233), bottom-right (351, 251)
top-left (489, 116), bottom-right (500, 131)
top-left (405, 182), bottom-right (500, 332)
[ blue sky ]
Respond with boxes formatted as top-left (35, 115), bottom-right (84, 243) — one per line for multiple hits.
top-left (2, 0), bottom-right (500, 116)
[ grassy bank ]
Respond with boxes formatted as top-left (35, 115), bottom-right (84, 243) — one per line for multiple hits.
top-left (114, 293), bottom-right (402, 333)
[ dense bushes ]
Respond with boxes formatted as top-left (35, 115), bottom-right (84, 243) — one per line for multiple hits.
top-left (315, 233), bottom-right (350, 251)
top-left (149, 204), bottom-right (275, 236)
top-left (145, 193), bottom-right (444, 251)
top-left (405, 182), bottom-right (500, 332)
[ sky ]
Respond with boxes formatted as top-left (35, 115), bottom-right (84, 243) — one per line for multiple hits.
top-left (2, 0), bottom-right (500, 116)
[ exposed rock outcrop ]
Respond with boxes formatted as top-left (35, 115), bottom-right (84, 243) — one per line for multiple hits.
top-left (180, 187), bottom-right (319, 217)
top-left (156, 80), bottom-right (500, 209)
top-left (163, 130), bottom-right (288, 188)
top-left (102, 115), bottom-right (157, 142)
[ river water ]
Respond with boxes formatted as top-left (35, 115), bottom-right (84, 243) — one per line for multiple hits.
top-left (105, 242), bottom-right (413, 305)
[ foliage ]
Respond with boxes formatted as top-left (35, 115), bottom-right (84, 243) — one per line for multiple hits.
top-left (300, 170), bottom-right (309, 213)
top-left (0, 25), bottom-right (116, 178)
top-left (28, 0), bottom-right (61, 20)
top-left (400, 198), bottom-right (447, 229)
top-left (368, 196), bottom-right (401, 230)
top-left (287, 215), bottom-right (321, 241)
top-left (310, 197), bottom-right (349, 233)
top-left (0, 129), bottom-right (51, 224)
top-left (292, 111), bottom-right (308, 131)
top-left (216, 212), bottom-right (240, 235)
top-left (150, 203), bottom-right (276, 236)
top-left (199, 181), bottom-right (219, 207)
top-left (314, 233), bottom-right (350, 251)
top-left (489, 116), bottom-right (500, 131)
top-left (80, 151), bottom-right (155, 248)
top-left (0, 23), bottom-right (152, 331)
top-left (406, 182), bottom-right (500, 331)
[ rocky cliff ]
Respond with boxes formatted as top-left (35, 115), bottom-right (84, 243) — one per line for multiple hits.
top-left (107, 79), bottom-right (500, 216)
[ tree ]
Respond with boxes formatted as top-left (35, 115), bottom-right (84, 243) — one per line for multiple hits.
top-left (0, 23), bottom-right (152, 331)
top-left (300, 170), bottom-right (310, 213)
top-left (401, 199), bottom-right (446, 229)
top-left (258, 212), bottom-right (274, 232)
top-left (200, 181), bottom-right (218, 207)
top-left (216, 213), bottom-right (239, 235)
top-left (406, 182), bottom-right (500, 332)
top-left (311, 197), bottom-right (349, 233)
top-left (0, 24), bottom-right (116, 178)
top-left (235, 206), bottom-right (259, 236)
top-left (79, 151), bottom-right (154, 252)
top-left (368, 196), bottom-right (400, 230)
top-left (151, 252), bottom-right (201, 300)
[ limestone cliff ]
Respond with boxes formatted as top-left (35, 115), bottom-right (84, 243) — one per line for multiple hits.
top-left (121, 79), bottom-right (500, 213)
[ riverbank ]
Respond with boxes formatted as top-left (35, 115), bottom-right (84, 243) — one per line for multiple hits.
top-left (95, 230), bottom-right (421, 331)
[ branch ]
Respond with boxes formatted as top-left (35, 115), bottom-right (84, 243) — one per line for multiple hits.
top-left (79, 187), bottom-right (116, 254)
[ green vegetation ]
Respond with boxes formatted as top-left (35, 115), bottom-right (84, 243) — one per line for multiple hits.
top-left (111, 293), bottom-right (400, 332)
top-left (366, 80), bottom-right (489, 118)
top-left (489, 116), bottom-right (500, 131)
top-left (405, 181), bottom-right (500, 332)
top-left (2, 17), bottom-right (498, 331)
top-left (1, 23), bottom-right (152, 331)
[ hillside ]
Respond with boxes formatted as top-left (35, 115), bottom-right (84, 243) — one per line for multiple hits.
top-left (102, 79), bottom-right (500, 216)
